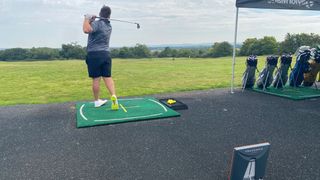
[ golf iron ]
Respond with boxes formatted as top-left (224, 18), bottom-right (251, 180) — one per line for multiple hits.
top-left (96, 17), bottom-right (140, 29)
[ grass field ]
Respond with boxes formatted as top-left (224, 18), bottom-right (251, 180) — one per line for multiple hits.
top-left (0, 57), bottom-right (268, 106)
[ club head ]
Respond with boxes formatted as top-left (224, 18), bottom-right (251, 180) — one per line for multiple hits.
top-left (136, 24), bottom-right (140, 29)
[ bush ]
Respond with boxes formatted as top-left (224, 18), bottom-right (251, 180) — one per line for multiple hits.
top-left (240, 36), bottom-right (279, 56)
top-left (209, 42), bottom-right (233, 57)
top-left (0, 48), bottom-right (29, 61)
top-left (60, 42), bottom-right (86, 59)
top-left (29, 47), bottom-right (60, 60)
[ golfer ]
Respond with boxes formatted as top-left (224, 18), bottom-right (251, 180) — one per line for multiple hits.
top-left (83, 5), bottom-right (118, 110)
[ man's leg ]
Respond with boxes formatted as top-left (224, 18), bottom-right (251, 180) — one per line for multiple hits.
top-left (103, 77), bottom-right (118, 110)
top-left (93, 77), bottom-right (108, 107)
top-left (103, 77), bottom-right (116, 96)
top-left (92, 77), bottom-right (101, 101)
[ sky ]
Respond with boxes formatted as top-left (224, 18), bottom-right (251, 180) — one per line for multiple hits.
top-left (1, 0), bottom-right (320, 48)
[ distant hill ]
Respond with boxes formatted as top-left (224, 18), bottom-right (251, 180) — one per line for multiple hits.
top-left (148, 43), bottom-right (213, 51)
top-left (0, 43), bottom-right (242, 51)
top-left (110, 43), bottom-right (213, 50)
top-left (148, 42), bottom-right (242, 51)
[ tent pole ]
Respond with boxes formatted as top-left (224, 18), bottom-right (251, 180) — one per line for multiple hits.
top-left (231, 8), bottom-right (239, 94)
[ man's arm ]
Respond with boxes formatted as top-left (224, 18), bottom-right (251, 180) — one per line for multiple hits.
top-left (83, 14), bottom-right (95, 34)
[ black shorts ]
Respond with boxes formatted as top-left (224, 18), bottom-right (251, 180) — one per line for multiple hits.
top-left (86, 51), bottom-right (112, 78)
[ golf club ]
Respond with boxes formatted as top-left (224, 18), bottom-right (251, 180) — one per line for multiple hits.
top-left (96, 16), bottom-right (140, 29)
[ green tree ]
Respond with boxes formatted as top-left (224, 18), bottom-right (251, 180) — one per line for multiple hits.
top-left (60, 42), bottom-right (86, 59)
top-left (29, 47), bottom-right (60, 60)
top-left (132, 44), bottom-right (151, 58)
top-left (197, 49), bottom-right (208, 58)
top-left (118, 47), bottom-right (132, 58)
top-left (159, 47), bottom-right (176, 58)
top-left (209, 41), bottom-right (233, 57)
top-left (152, 51), bottom-right (160, 58)
top-left (239, 38), bottom-right (257, 56)
top-left (0, 48), bottom-right (29, 61)
top-left (251, 36), bottom-right (279, 55)
top-left (110, 48), bottom-right (120, 58)
top-left (279, 33), bottom-right (320, 53)
top-left (241, 36), bottom-right (278, 56)
top-left (0, 50), bottom-right (3, 61)
top-left (259, 36), bottom-right (279, 55)
top-left (177, 49), bottom-right (193, 57)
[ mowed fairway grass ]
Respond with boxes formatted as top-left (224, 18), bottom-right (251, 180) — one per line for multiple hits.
top-left (0, 57), bottom-right (267, 106)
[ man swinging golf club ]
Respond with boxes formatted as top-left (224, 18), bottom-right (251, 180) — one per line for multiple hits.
top-left (83, 5), bottom-right (119, 110)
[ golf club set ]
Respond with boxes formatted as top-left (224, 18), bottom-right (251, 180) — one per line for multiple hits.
top-left (242, 46), bottom-right (320, 90)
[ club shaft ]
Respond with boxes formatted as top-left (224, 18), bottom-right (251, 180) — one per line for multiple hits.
top-left (110, 18), bottom-right (138, 25)
top-left (97, 17), bottom-right (138, 25)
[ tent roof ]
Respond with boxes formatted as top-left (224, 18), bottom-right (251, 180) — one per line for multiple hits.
top-left (236, 0), bottom-right (320, 11)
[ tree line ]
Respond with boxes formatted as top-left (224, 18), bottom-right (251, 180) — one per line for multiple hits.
top-left (1, 33), bottom-right (320, 61)
top-left (240, 33), bottom-right (320, 56)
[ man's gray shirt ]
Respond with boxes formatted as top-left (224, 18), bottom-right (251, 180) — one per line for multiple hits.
top-left (87, 20), bottom-right (112, 52)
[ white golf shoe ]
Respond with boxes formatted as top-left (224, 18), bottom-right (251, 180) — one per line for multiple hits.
top-left (94, 99), bottom-right (107, 108)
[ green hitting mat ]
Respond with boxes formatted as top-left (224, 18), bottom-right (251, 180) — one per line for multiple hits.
top-left (252, 86), bottom-right (320, 100)
top-left (76, 97), bottom-right (180, 128)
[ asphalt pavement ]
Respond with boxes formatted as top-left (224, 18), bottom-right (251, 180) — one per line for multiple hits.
top-left (0, 89), bottom-right (319, 180)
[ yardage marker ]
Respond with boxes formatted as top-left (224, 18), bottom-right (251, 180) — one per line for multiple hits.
top-left (120, 104), bottom-right (127, 113)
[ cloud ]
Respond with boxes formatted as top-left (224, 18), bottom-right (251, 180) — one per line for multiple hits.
top-left (1, 0), bottom-right (320, 48)
top-left (0, 0), bottom-right (9, 12)
top-left (236, 8), bottom-right (320, 41)
top-left (41, 0), bottom-right (105, 9)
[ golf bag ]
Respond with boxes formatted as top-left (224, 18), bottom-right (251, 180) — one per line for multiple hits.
top-left (303, 50), bottom-right (320, 87)
top-left (256, 56), bottom-right (278, 89)
top-left (242, 55), bottom-right (258, 89)
top-left (289, 50), bottom-right (311, 87)
top-left (272, 55), bottom-right (292, 88)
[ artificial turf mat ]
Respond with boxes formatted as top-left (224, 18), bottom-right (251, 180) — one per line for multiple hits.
top-left (76, 97), bottom-right (180, 128)
top-left (252, 86), bottom-right (320, 100)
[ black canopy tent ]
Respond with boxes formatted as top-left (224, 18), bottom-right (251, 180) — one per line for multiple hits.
top-left (231, 0), bottom-right (320, 93)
